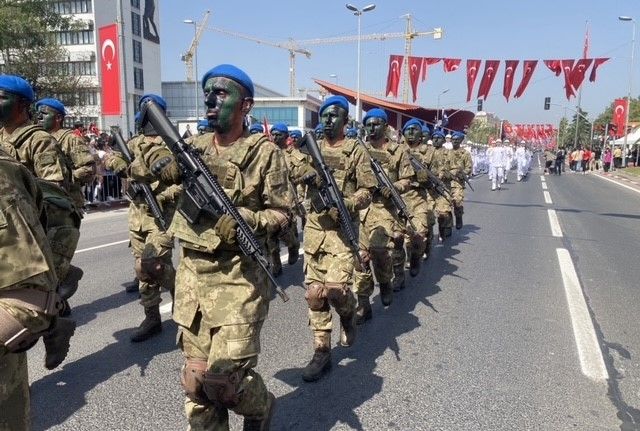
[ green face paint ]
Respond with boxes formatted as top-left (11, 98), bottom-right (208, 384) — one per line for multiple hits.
top-left (270, 131), bottom-right (288, 148)
top-left (403, 124), bottom-right (422, 145)
top-left (320, 105), bottom-right (347, 140)
top-left (0, 90), bottom-right (18, 124)
top-left (203, 77), bottom-right (245, 134)
top-left (36, 105), bottom-right (59, 131)
top-left (365, 117), bottom-right (386, 141)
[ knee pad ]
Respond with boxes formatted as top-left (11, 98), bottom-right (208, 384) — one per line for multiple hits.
top-left (202, 370), bottom-right (243, 409)
top-left (180, 358), bottom-right (208, 405)
top-left (369, 247), bottom-right (388, 265)
top-left (354, 249), bottom-right (370, 272)
top-left (391, 232), bottom-right (404, 250)
top-left (135, 257), bottom-right (165, 283)
top-left (324, 283), bottom-right (348, 305)
top-left (304, 283), bottom-right (326, 311)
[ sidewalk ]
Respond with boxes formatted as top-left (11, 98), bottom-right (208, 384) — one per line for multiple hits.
top-left (593, 168), bottom-right (640, 194)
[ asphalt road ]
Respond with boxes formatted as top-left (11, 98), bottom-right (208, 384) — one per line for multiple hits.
top-left (26, 163), bottom-right (640, 431)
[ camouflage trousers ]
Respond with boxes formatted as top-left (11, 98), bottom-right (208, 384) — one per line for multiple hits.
top-left (304, 249), bottom-right (357, 332)
top-left (451, 181), bottom-right (465, 208)
top-left (129, 227), bottom-right (175, 308)
top-left (179, 314), bottom-right (269, 431)
top-left (0, 352), bottom-right (29, 431)
top-left (353, 204), bottom-right (406, 295)
top-left (43, 201), bottom-right (81, 284)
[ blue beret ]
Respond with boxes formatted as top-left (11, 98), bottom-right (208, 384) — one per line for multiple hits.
top-left (289, 130), bottom-right (302, 139)
top-left (139, 94), bottom-right (167, 111)
top-left (249, 123), bottom-right (264, 133)
top-left (346, 127), bottom-right (357, 137)
top-left (402, 118), bottom-right (422, 133)
top-left (452, 131), bottom-right (465, 140)
top-left (201, 64), bottom-right (254, 98)
top-left (315, 124), bottom-right (324, 132)
top-left (197, 119), bottom-right (209, 129)
top-left (363, 108), bottom-right (388, 124)
top-left (421, 124), bottom-right (432, 134)
top-left (432, 130), bottom-right (445, 138)
top-left (270, 122), bottom-right (289, 134)
top-left (36, 98), bottom-right (66, 115)
top-left (134, 112), bottom-right (141, 123)
top-left (0, 75), bottom-right (34, 102)
top-left (319, 95), bottom-right (349, 116)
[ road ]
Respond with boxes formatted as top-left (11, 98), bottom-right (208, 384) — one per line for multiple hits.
top-left (26, 161), bottom-right (640, 431)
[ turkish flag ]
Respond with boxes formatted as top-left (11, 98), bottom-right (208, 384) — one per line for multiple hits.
top-left (569, 58), bottom-right (593, 93)
top-left (613, 98), bottom-right (628, 138)
top-left (561, 59), bottom-right (575, 99)
top-left (514, 60), bottom-right (538, 98)
top-left (385, 55), bottom-right (403, 97)
top-left (503, 60), bottom-right (519, 101)
top-left (99, 24), bottom-right (122, 115)
top-left (503, 122), bottom-right (513, 135)
top-left (422, 57), bottom-right (441, 82)
top-left (443, 58), bottom-right (462, 73)
top-left (408, 56), bottom-right (423, 102)
top-left (466, 59), bottom-right (481, 102)
top-left (589, 57), bottom-right (609, 82)
top-left (544, 60), bottom-right (562, 76)
top-left (477, 60), bottom-right (500, 100)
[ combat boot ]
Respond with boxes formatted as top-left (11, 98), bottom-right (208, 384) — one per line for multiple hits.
top-left (123, 277), bottom-right (140, 293)
top-left (58, 265), bottom-right (83, 300)
top-left (355, 295), bottom-right (372, 325)
top-left (338, 312), bottom-right (356, 347)
top-left (130, 304), bottom-right (162, 342)
top-left (302, 331), bottom-right (331, 382)
top-left (43, 317), bottom-right (76, 370)
top-left (287, 245), bottom-right (299, 265)
top-left (444, 212), bottom-right (453, 237)
top-left (409, 252), bottom-right (421, 277)
top-left (380, 282), bottom-right (393, 306)
top-left (243, 391), bottom-right (276, 431)
top-left (455, 207), bottom-right (464, 230)
top-left (58, 299), bottom-right (72, 317)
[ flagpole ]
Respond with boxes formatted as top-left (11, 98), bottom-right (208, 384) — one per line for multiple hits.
top-left (573, 21), bottom-right (589, 149)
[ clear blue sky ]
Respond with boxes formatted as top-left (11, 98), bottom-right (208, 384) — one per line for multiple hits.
top-left (159, 0), bottom-right (638, 124)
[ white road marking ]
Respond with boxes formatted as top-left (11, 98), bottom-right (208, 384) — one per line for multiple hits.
top-left (540, 176), bottom-right (546, 183)
top-left (75, 239), bottom-right (129, 254)
top-left (541, 182), bottom-right (548, 190)
top-left (547, 209), bottom-right (562, 237)
top-left (160, 302), bottom-right (173, 314)
top-left (594, 173), bottom-right (640, 195)
top-left (556, 248), bottom-right (609, 381)
top-left (543, 191), bottom-right (552, 204)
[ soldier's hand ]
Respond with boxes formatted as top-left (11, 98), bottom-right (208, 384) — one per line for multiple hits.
top-left (214, 214), bottom-right (238, 244)
top-left (296, 165), bottom-right (320, 186)
top-left (151, 156), bottom-right (181, 185)
top-left (415, 169), bottom-right (430, 184)
top-left (327, 207), bottom-right (340, 223)
top-left (380, 186), bottom-right (394, 199)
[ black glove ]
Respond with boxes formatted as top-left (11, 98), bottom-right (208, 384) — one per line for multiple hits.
top-left (416, 170), bottom-right (430, 183)
top-left (214, 214), bottom-right (238, 244)
top-left (151, 156), bottom-right (181, 184)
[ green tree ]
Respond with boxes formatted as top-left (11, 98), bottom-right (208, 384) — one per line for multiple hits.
top-left (557, 117), bottom-right (569, 148)
top-left (466, 114), bottom-right (499, 145)
top-left (560, 108), bottom-right (593, 149)
top-left (594, 97), bottom-right (640, 133)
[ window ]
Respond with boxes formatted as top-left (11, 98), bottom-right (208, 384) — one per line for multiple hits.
top-left (251, 107), bottom-right (298, 127)
top-left (47, 61), bottom-right (96, 76)
top-left (131, 12), bottom-right (141, 36)
top-left (53, 90), bottom-right (98, 107)
top-left (63, 116), bottom-right (98, 129)
top-left (51, 1), bottom-right (92, 14)
top-left (54, 30), bottom-right (94, 46)
top-left (132, 40), bottom-right (142, 63)
top-left (131, 0), bottom-right (140, 9)
top-left (133, 67), bottom-right (144, 90)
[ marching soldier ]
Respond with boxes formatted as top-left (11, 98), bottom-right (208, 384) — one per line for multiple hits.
top-left (430, 130), bottom-right (453, 240)
top-left (448, 131), bottom-right (473, 229)
top-left (104, 94), bottom-right (180, 343)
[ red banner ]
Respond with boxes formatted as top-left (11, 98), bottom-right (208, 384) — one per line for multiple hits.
top-left (589, 57), bottom-right (609, 82)
top-left (408, 56), bottom-right (423, 102)
top-left (99, 24), bottom-right (121, 115)
top-left (422, 57), bottom-right (441, 82)
top-left (443, 58), bottom-right (461, 72)
top-left (477, 60), bottom-right (500, 100)
top-left (503, 60), bottom-right (519, 101)
top-left (569, 58), bottom-right (593, 93)
top-left (466, 59), bottom-right (481, 102)
top-left (385, 55), bottom-right (403, 97)
top-left (561, 59), bottom-right (575, 99)
top-left (514, 60), bottom-right (538, 98)
top-left (613, 99), bottom-right (628, 138)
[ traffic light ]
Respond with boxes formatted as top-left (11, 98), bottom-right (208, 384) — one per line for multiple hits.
top-left (544, 97), bottom-right (551, 110)
top-left (477, 99), bottom-right (483, 112)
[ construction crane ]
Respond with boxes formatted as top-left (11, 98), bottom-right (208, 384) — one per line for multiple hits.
top-left (206, 15), bottom-right (442, 98)
top-left (181, 10), bottom-right (211, 82)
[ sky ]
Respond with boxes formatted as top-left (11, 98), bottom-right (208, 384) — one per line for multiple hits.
top-left (159, 0), bottom-right (639, 124)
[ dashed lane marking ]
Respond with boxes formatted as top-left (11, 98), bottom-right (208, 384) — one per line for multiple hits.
top-left (543, 191), bottom-right (552, 204)
top-left (75, 239), bottom-right (129, 254)
top-left (541, 182), bottom-right (548, 190)
top-left (547, 209), bottom-right (562, 237)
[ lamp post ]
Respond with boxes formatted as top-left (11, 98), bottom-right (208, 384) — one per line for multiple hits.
top-left (329, 73), bottom-right (338, 84)
top-left (346, 3), bottom-right (376, 124)
top-left (436, 88), bottom-right (449, 124)
top-left (183, 19), bottom-right (199, 121)
top-left (619, 16), bottom-right (636, 168)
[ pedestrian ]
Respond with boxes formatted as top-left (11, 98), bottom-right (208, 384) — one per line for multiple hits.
top-left (613, 145), bottom-right (622, 168)
top-left (603, 146), bottom-right (613, 172)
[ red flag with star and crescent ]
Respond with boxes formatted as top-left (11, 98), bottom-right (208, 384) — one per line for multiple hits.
top-left (99, 24), bottom-right (122, 115)
top-left (503, 60), bottom-right (519, 101)
top-left (569, 58), bottom-right (593, 93)
top-left (408, 56), bottom-right (423, 102)
top-left (477, 60), bottom-right (500, 100)
top-left (443, 58), bottom-right (462, 73)
top-left (613, 99), bottom-right (628, 138)
top-left (561, 59), bottom-right (575, 99)
top-left (589, 57), bottom-right (609, 82)
top-left (466, 59), bottom-right (481, 102)
top-left (385, 55), bottom-right (403, 97)
top-left (514, 60), bottom-right (538, 98)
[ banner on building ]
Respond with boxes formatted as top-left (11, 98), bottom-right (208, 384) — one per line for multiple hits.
top-left (99, 24), bottom-right (122, 116)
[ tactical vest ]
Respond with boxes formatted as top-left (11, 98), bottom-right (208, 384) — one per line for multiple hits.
top-left (368, 144), bottom-right (399, 182)
top-left (321, 138), bottom-right (358, 196)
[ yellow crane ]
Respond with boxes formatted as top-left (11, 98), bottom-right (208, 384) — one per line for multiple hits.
top-left (206, 15), bottom-right (442, 98)
top-left (181, 10), bottom-right (211, 82)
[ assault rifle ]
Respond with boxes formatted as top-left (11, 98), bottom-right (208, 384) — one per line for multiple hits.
top-left (110, 130), bottom-right (168, 231)
top-left (458, 171), bottom-right (474, 192)
top-left (298, 133), bottom-right (368, 271)
top-left (139, 99), bottom-right (289, 302)
top-left (356, 138), bottom-right (417, 233)
top-left (407, 153), bottom-right (453, 205)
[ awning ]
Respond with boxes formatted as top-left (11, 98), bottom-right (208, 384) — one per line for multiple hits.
top-left (314, 79), bottom-right (475, 133)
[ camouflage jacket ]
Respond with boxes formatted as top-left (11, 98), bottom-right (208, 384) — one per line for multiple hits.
top-left (426, 147), bottom-right (451, 183)
top-left (52, 129), bottom-right (96, 208)
top-left (448, 148), bottom-right (473, 185)
top-left (401, 142), bottom-right (431, 205)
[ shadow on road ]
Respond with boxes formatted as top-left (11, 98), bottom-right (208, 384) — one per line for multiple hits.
top-left (270, 225), bottom-right (479, 430)
top-left (71, 290), bottom-right (140, 327)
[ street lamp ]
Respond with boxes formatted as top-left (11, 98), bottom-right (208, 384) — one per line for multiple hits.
top-left (619, 15), bottom-right (635, 168)
top-left (183, 19), bottom-right (199, 121)
top-left (346, 3), bottom-right (376, 124)
top-left (329, 73), bottom-right (338, 84)
top-left (436, 88), bottom-right (449, 124)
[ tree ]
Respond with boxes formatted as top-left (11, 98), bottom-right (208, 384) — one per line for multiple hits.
top-left (466, 113), bottom-right (500, 145)
top-left (595, 97), bottom-right (640, 134)
top-left (557, 117), bottom-right (569, 148)
top-left (560, 108), bottom-right (593, 149)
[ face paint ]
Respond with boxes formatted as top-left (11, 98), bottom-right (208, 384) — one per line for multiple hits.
top-left (452, 138), bottom-right (462, 149)
top-left (365, 117), bottom-right (386, 141)
top-left (320, 105), bottom-right (347, 140)
top-left (36, 105), bottom-right (59, 131)
top-left (403, 125), bottom-right (422, 145)
top-left (0, 90), bottom-right (17, 123)
top-left (270, 131), bottom-right (288, 148)
top-left (433, 136), bottom-right (445, 148)
top-left (203, 77), bottom-right (245, 134)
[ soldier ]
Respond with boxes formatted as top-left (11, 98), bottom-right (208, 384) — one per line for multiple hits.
top-left (0, 149), bottom-right (75, 430)
top-left (400, 118), bottom-right (433, 275)
top-left (170, 64), bottom-right (291, 430)
top-left (448, 131), bottom-right (472, 230)
top-left (0, 75), bottom-right (80, 316)
top-left (35, 97), bottom-right (96, 298)
top-left (430, 130), bottom-right (454, 240)
top-left (248, 123), bottom-right (264, 135)
top-left (353, 108), bottom-right (413, 320)
top-left (293, 95), bottom-right (372, 382)
top-left (418, 123), bottom-right (438, 259)
top-left (104, 94), bottom-right (179, 343)
top-left (345, 127), bottom-right (358, 139)
top-left (289, 129), bottom-right (302, 146)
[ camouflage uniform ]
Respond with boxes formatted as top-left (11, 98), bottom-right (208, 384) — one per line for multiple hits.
top-left (51, 129), bottom-right (96, 209)
top-left (402, 142), bottom-right (432, 264)
top-left (171, 132), bottom-right (291, 429)
top-left (448, 147), bottom-right (472, 228)
top-left (353, 141), bottom-right (413, 302)
top-left (0, 150), bottom-right (58, 431)
top-left (429, 146), bottom-right (453, 239)
top-left (0, 123), bottom-right (80, 285)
